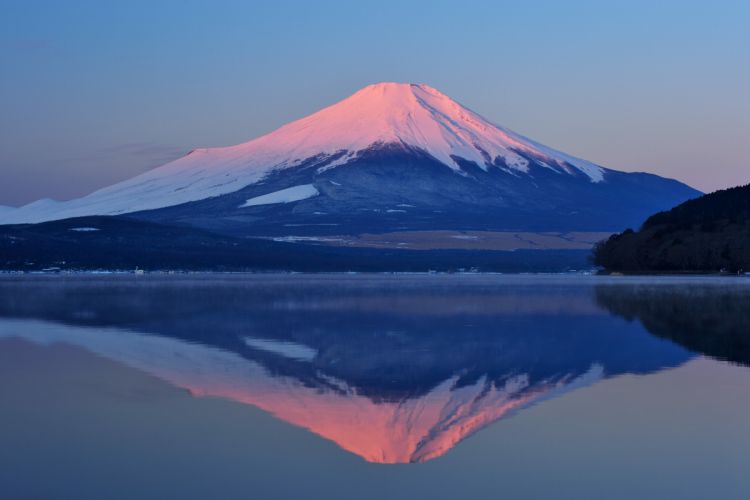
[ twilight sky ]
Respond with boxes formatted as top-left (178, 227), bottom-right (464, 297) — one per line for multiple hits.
top-left (0, 0), bottom-right (748, 206)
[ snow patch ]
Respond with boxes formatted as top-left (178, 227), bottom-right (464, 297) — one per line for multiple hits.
top-left (243, 337), bottom-right (317, 361)
top-left (240, 184), bottom-right (319, 208)
top-left (283, 223), bottom-right (339, 227)
top-left (271, 236), bottom-right (346, 243)
top-left (69, 227), bottom-right (100, 232)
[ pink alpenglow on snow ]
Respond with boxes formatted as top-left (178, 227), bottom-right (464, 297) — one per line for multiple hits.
top-left (0, 322), bottom-right (604, 464)
top-left (0, 83), bottom-right (605, 225)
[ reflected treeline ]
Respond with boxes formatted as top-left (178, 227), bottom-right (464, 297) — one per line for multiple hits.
top-left (595, 284), bottom-right (750, 367)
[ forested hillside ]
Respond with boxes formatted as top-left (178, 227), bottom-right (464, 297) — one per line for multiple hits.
top-left (594, 184), bottom-right (749, 272)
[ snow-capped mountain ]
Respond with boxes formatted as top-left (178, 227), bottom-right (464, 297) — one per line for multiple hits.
top-left (0, 82), bottom-right (699, 234)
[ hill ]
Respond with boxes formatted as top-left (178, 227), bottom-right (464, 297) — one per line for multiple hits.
top-left (593, 183), bottom-right (750, 272)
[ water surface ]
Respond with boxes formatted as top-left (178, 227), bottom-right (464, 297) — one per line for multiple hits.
top-left (1, 274), bottom-right (748, 499)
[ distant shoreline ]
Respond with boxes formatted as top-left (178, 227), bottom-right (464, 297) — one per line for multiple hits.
top-left (1, 270), bottom-right (748, 281)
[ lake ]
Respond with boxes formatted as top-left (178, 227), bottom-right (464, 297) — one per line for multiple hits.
top-left (1, 274), bottom-right (749, 499)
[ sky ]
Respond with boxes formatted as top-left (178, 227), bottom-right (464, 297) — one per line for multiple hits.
top-left (0, 0), bottom-right (748, 206)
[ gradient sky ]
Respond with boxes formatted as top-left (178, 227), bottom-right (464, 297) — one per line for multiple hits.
top-left (1, 0), bottom-right (748, 206)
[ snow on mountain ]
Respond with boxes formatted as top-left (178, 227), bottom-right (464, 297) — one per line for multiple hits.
top-left (240, 184), bottom-right (319, 207)
top-left (0, 82), bottom-right (606, 225)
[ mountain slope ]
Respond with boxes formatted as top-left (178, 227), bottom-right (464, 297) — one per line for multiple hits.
top-left (0, 82), bottom-right (700, 235)
top-left (0, 215), bottom-right (592, 272)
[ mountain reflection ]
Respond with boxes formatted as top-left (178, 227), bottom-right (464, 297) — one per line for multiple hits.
top-left (0, 276), bottom-right (696, 463)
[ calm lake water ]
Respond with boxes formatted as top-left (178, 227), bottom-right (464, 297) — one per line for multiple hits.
top-left (1, 274), bottom-right (749, 499)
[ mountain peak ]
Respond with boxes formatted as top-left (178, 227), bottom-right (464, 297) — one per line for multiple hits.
top-left (252, 81), bottom-right (605, 180)
top-left (354, 81), bottom-right (435, 92)
top-left (348, 81), bottom-right (446, 101)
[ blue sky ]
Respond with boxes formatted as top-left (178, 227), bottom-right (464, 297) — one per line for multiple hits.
top-left (1, 0), bottom-right (748, 205)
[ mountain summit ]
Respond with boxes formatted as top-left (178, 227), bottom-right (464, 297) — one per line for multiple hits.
top-left (234, 82), bottom-right (606, 181)
top-left (0, 82), bottom-right (699, 238)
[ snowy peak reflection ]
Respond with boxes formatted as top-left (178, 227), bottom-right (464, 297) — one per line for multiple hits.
top-left (0, 277), bottom-right (694, 462)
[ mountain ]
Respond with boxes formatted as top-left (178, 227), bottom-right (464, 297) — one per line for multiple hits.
top-left (593, 183), bottom-right (750, 272)
top-left (0, 83), bottom-right (698, 242)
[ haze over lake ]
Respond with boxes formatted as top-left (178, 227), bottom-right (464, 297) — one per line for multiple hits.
top-left (1, 274), bottom-right (749, 499)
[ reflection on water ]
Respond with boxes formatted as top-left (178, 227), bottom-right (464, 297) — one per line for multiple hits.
top-left (0, 275), bottom-right (746, 464)
top-left (596, 284), bottom-right (750, 367)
